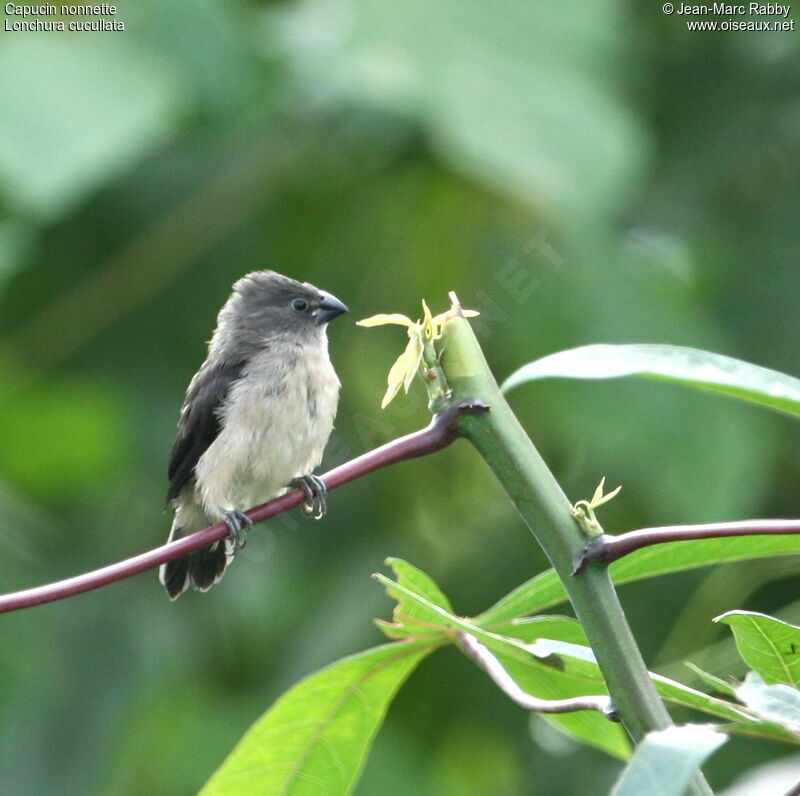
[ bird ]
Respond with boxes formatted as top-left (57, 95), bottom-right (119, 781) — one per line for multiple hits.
top-left (159, 270), bottom-right (348, 599)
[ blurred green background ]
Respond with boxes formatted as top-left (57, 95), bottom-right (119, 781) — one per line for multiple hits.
top-left (1, 2), bottom-right (799, 793)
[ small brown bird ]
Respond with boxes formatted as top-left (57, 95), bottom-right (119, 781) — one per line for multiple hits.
top-left (159, 271), bottom-right (348, 599)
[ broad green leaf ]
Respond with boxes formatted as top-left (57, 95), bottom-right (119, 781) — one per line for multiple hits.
top-left (610, 536), bottom-right (800, 599)
top-left (611, 724), bottom-right (726, 796)
top-left (374, 573), bottom-right (493, 642)
top-left (734, 673), bottom-right (800, 737)
top-left (478, 535), bottom-right (800, 626)
top-left (477, 570), bottom-right (566, 626)
top-left (375, 558), bottom-right (454, 640)
top-left (715, 611), bottom-right (800, 688)
top-left (201, 641), bottom-right (435, 796)
top-left (384, 558), bottom-right (454, 612)
top-left (502, 344), bottom-right (800, 420)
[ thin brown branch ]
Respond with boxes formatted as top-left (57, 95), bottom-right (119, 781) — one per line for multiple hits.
top-left (573, 519), bottom-right (800, 574)
top-left (457, 631), bottom-right (617, 719)
top-left (0, 403), bottom-right (485, 614)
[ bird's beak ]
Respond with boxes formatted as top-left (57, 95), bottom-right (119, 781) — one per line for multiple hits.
top-left (315, 292), bottom-right (349, 325)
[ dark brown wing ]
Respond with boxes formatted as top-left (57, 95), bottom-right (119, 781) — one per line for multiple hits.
top-left (167, 359), bottom-right (246, 503)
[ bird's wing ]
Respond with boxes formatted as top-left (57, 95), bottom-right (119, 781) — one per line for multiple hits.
top-left (167, 359), bottom-right (246, 503)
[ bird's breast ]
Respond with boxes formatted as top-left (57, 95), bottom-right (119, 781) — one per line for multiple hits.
top-left (194, 343), bottom-right (340, 516)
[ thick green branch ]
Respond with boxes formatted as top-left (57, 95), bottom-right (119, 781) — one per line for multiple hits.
top-left (437, 314), bottom-right (704, 777)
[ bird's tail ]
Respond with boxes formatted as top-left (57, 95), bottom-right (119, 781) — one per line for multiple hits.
top-left (159, 520), bottom-right (231, 600)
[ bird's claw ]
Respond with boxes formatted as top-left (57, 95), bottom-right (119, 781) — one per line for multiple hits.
top-left (290, 474), bottom-right (327, 520)
top-left (222, 510), bottom-right (253, 553)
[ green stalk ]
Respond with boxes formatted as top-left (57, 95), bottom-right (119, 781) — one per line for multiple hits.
top-left (439, 315), bottom-right (711, 792)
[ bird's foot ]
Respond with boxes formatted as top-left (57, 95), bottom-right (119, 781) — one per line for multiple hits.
top-left (290, 474), bottom-right (327, 520)
top-left (222, 510), bottom-right (253, 553)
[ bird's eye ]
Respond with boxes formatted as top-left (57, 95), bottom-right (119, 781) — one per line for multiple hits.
top-left (291, 298), bottom-right (309, 312)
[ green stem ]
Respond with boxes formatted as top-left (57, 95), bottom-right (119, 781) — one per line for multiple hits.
top-left (439, 315), bottom-right (711, 793)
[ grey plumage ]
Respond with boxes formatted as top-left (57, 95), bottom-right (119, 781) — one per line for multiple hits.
top-left (160, 270), bottom-right (347, 600)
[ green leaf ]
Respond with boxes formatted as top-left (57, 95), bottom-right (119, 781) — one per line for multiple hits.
top-left (607, 537), bottom-right (800, 601)
top-left (478, 535), bottom-right (800, 626)
top-left (714, 611), bottom-right (800, 688)
top-left (385, 558), bottom-right (454, 612)
top-left (611, 724), bottom-right (726, 796)
top-left (477, 569), bottom-right (567, 626)
top-left (734, 673), bottom-right (800, 737)
top-left (201, 641), bottom-right (435, 796)
top-left (502, 344), bottom-right (800, 420)
top-left (375, 558), bottom-right (454, 640)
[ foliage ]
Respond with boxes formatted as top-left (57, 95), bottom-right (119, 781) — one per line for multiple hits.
top-left (714, 612), bottom-right (800, 689)
top-left (201, 640), bottom-right (435, 795)
top-left (503, 344), bottom-right (800, 420)
top-left (204, 555), bottom-right (800, 792)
